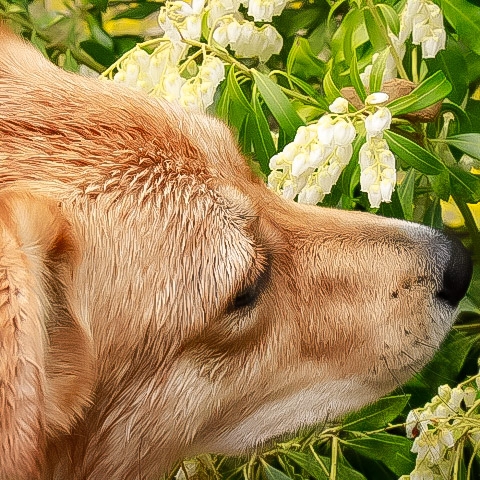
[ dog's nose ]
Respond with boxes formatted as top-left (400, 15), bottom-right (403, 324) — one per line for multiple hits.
top-left (436, 233), bottom-right (473, 307)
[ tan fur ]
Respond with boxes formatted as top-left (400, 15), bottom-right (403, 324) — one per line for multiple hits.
top-left (0, 28), bottom-right (467, 479)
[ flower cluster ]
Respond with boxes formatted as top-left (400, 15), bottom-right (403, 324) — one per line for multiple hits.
top-left (359, 93), bottom-right (395, 208)
top-left (401, 381), bottom-right (480, 480)
top-left (213, 16), bottom-right (283, 62)
top-left (268, 97), bottom-right (356, 205)
top-left (106, 0), bottom-right (286, 110)
top-left (268, 94), bottom-right (395, 208)
top-left (399, 0), bottom-right (446, 59)
top-left (360, 0), bottom-right (445, 90)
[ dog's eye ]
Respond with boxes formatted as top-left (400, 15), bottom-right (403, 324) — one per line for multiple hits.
top-left (233, 284), bottom-right (259, 310)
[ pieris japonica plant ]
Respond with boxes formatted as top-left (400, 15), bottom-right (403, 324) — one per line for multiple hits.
top-left (3, 0), bottom-right (480, 478)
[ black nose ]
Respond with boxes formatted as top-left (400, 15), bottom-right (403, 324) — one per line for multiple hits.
top-left (436, 233), bottom-right (473, 307)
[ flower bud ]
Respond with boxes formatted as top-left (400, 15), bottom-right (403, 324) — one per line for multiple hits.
top-left (365, 107), bottom-right (392, 138)
top-left (464, 386), bottom-right (476, 408)
top-left (298, 184), bottom-right (323, 205)
top-left (333, 119), bottom-right (356, 146)
top-left (329, 97), bottom-right (349, 114)
top-left (365, 92), bottom-right (389, 105)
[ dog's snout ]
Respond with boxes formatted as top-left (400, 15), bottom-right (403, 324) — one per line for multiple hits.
top-left (435, 233), bottom-right (473, 307)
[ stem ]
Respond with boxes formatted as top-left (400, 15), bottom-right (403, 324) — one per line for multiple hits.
top-left (365, 0), bottom-right (409, 81)
top-left (330, 436), bottom-right (339, 480)
top-left (412, 46), bottom-right (419, 84)
top-left (309, 445), bottom-right (330, 477)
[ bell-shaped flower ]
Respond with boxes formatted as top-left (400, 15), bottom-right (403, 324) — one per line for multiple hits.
top-left (365, 92), bottom-right (389, 105)
top-left (297, 184), bottom-right (324, 205)
top-left (333, 119), bottom-right (356, 146)
top-left (317, 115), bottom-right (335, 145)
top-left (291, 153), bottom-right (311, 177)
top-left (329, 97), bottom-right (349, 114)
top-left (464, 387), bottom-right (476, 407)
top-left (316, 170), bottom-right (333, 194)
top-left (365, 107), bottom-right (392, 138)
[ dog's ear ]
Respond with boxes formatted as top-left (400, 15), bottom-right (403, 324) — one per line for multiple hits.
top-left (0, 190), bottom-right (94, 479)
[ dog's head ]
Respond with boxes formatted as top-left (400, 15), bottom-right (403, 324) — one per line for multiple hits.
top-left (0, 28), bottom-right (472, 478)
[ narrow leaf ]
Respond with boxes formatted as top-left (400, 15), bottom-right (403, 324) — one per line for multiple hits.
top-left (445, 133), bottom-right (480, 161)
top-left (251, 94), bottom-right (276, 174)
top-left (369, 46), bottom-right (390, 93)
top-left (262, 461), bottom-right (293, 480)
top-left (323, 69), bottom-right (342, 103)
top-left (350, 50), bottom-right (367, 102)
top-left (252, 70), bottom-right (304, 140)
top-left (384, 130), bottom-right (445, 175)
top-left (448, 166), bottom-right (480, 203)
top-left (441, 0), bottom-right (480, 56)
top-left (397, 168), bottom-right (416, 221)
top-left (388, 71), bottom-right (452, 116)
top-left (342, 395), bottom-right (411, 431)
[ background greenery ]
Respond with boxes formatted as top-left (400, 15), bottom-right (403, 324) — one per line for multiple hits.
top-left (2, 0), bottom-right (480, 478)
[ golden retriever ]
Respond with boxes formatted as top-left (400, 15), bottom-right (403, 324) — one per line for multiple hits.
top-left (0, 27), bottom-right (473, 479)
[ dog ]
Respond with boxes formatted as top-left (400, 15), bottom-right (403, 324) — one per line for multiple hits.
top-left (0, 27), bottom-right (473, 479)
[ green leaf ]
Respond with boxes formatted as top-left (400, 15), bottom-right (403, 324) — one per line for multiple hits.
top-left (342, 395), bottom-right (411, 431)
top-left (378, 190), bottom-right (406, 219)
top-left (345, 433), bottom-right (415, 476)
top-left (384, 130), bottom-right (445, 175)
top-left (428, 168), bottom-right (451, 201)
top-left (282, 451), bottom-right (328, 480)
top-left (86, 14), bottom-right (114, 51)
top-left (369, 46), bottom-right (390, 93)
top-left (262, 461), bottom-right (293, 480)
top-left (80, 40), bottom-right (116, 67)
top-left (113, 3), bottom-right (161, 20)
top-left (62, 49), bottom-right (79, 73)
top-left (445, 134), bottom-right (480, 161)
top-left (403, 329), bottom-right (478, 403)
top-left (341, 134), bottom-right (365, 197)
top-left (376, 4), bottom-right (400, 37)
top-left (397, 168), bottom-right (415, 221)
top-left (29, 31), bottom-right (48, 59)
top-left (448, 166), bottom-right (480, 204)
top-left (90, 0), bottom-right (108, 12)
top-left (350, 50), bottom-right (367, 102)
top-left (227, 67), bottom-right (253, 114)
top-left (423, 197), bottom-right (443, 229)
top-left (251, 94), bottom-right (276, 175)
top-left (323, 69), bottom-right (342, 103)
top-left (252, 70), bottom-right (304, 140)
top-left (427, 42), bottom-right (468, 105)
top-left (363, 8), bottom-right (387, 52)
top-left (440, 0), bottom-right (480, 56)
top-left (331, 8), bottom-right (368, 63)
top-left (287, 37), bottom-right (326, 80)
top-left (387, 71), bottom-right (452, 116)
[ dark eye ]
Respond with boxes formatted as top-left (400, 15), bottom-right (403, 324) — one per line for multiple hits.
top-left (233, 284), bottom-right (259, 310)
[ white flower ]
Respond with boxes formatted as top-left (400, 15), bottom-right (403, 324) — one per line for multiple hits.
top-left (214, 18), bottom-right (283, 62)
top-left (400, 0), bottom-right (446, 59)
top-left (365, 92), bottom-right (389, 105)
top-left (207, 0), bottom-right (241, 27)
top-left (333, 119), bottom-right (356, 146)
top-left (464, 387), bottom-right (476, 407)
top-left (359, 137), bottom-right (396, 207)
top-left (329, 97), bottom-right (349, 114)
top-left (246, 0), bottom-right (288, 22)
top-left (297, 184), bottom-right (324, 205)
top-left (364, 107), bottom-right (392, 138)
top-left (317, 115), bottom-right (335, 145)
